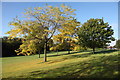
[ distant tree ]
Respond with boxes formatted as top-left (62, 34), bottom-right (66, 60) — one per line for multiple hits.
top-left (77, 18), bottom-right (115, 53)
top-left (6, 4), bottom-right (77, 62)
top-left (114, 39), bottom-right (120, 49)
top-left (50, 38), bottom-right (72, 51)
top-left (2, 36), bottom-right (22, 57)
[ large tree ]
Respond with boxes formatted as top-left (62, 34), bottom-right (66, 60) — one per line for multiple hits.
top-left (77, 18), bottom-right (115, 53)
top-left (6, 4), bottom-right (77, 62)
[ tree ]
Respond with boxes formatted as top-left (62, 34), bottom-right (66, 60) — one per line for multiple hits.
top-left (77, 18), bottom-right (115, 53)
top-left (6, 4), bottom-right (77, 62)
top-left (2, 36), bottom-right (22, 57)
top-left (52, 19), bottom-right (80, 53)
top-left (114, 39), bottom-right (120, 49)
top-left (6, 19), bottom-right (45, 57)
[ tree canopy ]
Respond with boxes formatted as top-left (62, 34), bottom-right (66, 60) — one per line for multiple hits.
top-left (6, 4), bottom-right (77, 62)
top-left (77, 18), bottom-right (115, 53)
top-left (52, 19), bottom-right (80, 53)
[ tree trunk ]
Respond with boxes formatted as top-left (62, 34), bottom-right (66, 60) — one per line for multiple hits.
top-left (93, 47), bottom-right (95, 54)
top-left (92, 38), bottom-right (95, 54)
top-left (68, 50), bottom-right (70, 54)
top-left (68, 41), bottom-right (70, 54)
top-left (57, 50), bottom-right (58, 55)
top-left (44, 42), bottom-right (47, 62)
top-left (39, 50), bottom-right (40, 58)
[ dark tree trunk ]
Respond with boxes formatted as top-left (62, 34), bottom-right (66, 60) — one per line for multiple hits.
top-left (92, 38), bottom-right (95, 54)
top-left (68, 50), bottom-right (70, 54)
top-left (93, 47), bottom-right (95, 54)
top-left (39, 50), bottom-right (40, 58)
top-left (57, 50), bottom-right (58, 55)
top-left (68, 40), bottom-right (70, 54)
top-left (44, 42), bottom-right (47, 62)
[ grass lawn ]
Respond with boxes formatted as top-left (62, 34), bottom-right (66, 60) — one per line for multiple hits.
top-left (1, 50), bottom-right (120, 79)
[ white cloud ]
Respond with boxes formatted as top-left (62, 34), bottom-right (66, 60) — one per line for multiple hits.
top-left (109, 40), bottom-right (116, 46)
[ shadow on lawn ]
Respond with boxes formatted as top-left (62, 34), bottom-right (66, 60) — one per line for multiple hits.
top-left (48, 50), bottom-right (118, 59)
top-left (47, 51), bottom-right (85, 57)
top-left (38, 50), bottom-right (118, 64)
top-left (26, 52), bottom-right (119, 79)
top-left (5, 50), bottom-right (119, 79)
top-left (94, 50), bottom-right (118, 54)
top-left (44, 50), bottom-right (118, 64)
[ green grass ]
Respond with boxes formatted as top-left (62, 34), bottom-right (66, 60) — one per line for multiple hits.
top-left (1, 50), bottom-right (119, 79)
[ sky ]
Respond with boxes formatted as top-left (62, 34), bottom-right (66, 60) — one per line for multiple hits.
top-left (1, 2), bottom-right (118, 46)
top-left (1, 0), bottom-right (119, 2)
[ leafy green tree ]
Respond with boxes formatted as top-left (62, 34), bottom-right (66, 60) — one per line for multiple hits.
top-left (77, 18), bottom-right (115, 53)
top-left (114, 39), bottom-right (120, 49)
top-left (6, 4), bottom-right (76, 62)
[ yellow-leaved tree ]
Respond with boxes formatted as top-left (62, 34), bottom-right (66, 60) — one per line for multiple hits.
top-left (6, 4), bottom-right (77, 62)
top-left (51, 19), bottom-right (80, 53)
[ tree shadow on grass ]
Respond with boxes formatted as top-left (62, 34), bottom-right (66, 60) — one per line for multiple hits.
top-left (15, 50), bottom-right (119, 79)
top-left (38, 50), bottom-right (118, 64)
top-left (94, 50), bottom-right (118, 54)
top-left (68, 53), bottom-right (92, 59)
top-left (72, 50), bottom-right (118, 59)
top-left (47, 51), bottom-right (85, 57)
top-left (62, 54), bottom-right (119, 79)
top-left (48, 50), bottom-right (118, 65)
top-left (45, 50), bottom-right (118, 64)
top-left (25, 54), bottom-right (119, 79)
top-left (67, 50), bottom-right (118, 60)
top-left (48, 50), bottom-right (118, 58)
